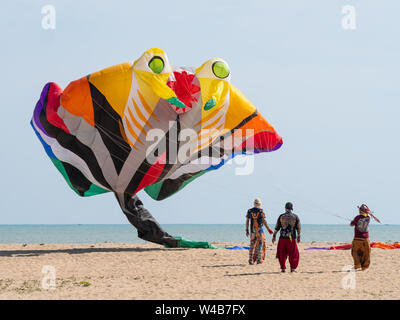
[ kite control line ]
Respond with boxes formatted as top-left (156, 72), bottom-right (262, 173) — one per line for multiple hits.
top-left (369, 211), bottom-right (382, 224)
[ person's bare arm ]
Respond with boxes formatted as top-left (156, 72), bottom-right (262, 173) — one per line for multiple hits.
top-left (263, 217), bottom-right (273, 234)
top-left (246, 217), bottom-right (250, 237)
top-left (272, 230), bottom-right (277, 244)
top-left (296, 216), bottom-right (301, 243)
top-left (272, 216), bottom-right (281, 244)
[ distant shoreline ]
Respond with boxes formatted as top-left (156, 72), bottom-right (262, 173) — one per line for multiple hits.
top-left (0, 224), bottom-right (398, 244)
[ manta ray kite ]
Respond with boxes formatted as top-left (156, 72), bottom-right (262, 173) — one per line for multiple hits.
top-left (31, 48), bottom-right (283, 247)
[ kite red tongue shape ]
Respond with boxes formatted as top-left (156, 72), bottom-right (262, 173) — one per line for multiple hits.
top-left (167, 71), bottom-right (200, 114)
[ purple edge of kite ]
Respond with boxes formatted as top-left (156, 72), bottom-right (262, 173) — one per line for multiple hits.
top-left (254, 142), bottom-right (283, 154)
top-left (32, 82), bottom-right (51, 136)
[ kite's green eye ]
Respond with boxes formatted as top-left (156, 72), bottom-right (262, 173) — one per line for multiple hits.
top-left (148, 56), bottom-right (164, 74)
top-left (212, 61), bottom-right (230, 79)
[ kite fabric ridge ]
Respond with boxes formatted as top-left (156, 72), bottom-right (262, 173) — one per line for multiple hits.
top-left (31, 48), bottom-right (283, 247)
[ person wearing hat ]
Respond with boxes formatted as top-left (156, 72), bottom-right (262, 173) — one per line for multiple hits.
top-left (272, 202), bottom-right (301, 273)
top-left (245, 198), bottom-right (273, 265)
top-left (350, 204), bottom-right (372, 271)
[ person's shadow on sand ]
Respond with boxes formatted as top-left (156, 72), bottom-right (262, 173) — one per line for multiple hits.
top-left (201, 264), bottom-right (247, 268)
top-left (224, 270), bottom-right (349, 276)
top-left (225, 271), bottom-right (283, 276)
top-left (0, 246), bottom-right (187, 257)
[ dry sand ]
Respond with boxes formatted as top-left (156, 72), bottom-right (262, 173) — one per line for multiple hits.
top-left (0, 242), bottom-right (399, 300)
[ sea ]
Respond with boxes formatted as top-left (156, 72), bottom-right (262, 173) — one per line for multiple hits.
top-left (0, 224), bottom-right (398, 244)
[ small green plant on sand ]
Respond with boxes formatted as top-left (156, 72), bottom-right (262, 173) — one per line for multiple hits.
top-left (79, 281), bottom-right (91, 287)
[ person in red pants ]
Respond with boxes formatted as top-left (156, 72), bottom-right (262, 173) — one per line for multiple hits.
top-left (272, 202), bottom-right (301, 273)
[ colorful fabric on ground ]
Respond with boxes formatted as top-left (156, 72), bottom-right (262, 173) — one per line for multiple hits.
top-left (329, 244), bottom-right (353, 250)
top-left (164, 237), bottom-right (222, 249)
top-left (305, 242), bottom-right (400, 250)
top-left (276, 238), bottom-right (299, 270)
top-left (371, 242), bottom-right (400, 249)
top-left (225, 246), bottom-right (273, 250)
top-left (31, 47), bottom-right (282, 208)
top-left (352, 238), bottom-right (371, 270)
top-left (249, 232), bottom-right (267, 264)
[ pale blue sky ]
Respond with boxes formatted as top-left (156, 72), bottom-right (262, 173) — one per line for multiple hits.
top-left (0, 1), bottom-right (399, 224)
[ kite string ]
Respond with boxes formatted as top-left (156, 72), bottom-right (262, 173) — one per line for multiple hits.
top-left (261, 160), bottom-right (352, 223)
top-left (252, 131), bottom-right (383, 224)
top-left (92, 94), bottom-right (381, 224)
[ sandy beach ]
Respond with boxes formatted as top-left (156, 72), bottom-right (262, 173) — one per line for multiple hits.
top-left (0, 241), bottom-right (399, 300)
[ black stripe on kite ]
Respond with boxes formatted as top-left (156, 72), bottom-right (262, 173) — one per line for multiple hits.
top-left (89, 83), bottom-right (131, 175)
top-left (61, 161), bottom-right (92, 196)
top-left (230, 110), bottom-right (258, 132)
top-left (156, 171), bottom-right (202, 201)
top-left (155, 114), bottom-right (180, 184)
top-left (124, 115), bottom-right (181, 200)
top-left (39, 92), bottom-right (112, 191)
top-left (193, 110), bottom-right (259, 160)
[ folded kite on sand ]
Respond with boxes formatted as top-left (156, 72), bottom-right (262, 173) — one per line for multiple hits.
top-left (164, 238), bottom-right (273, 250)
top-left (166, 241), bottom-right (400, 250)
top-left (370, 242), bottom-right (400, 249)
top-left (305, 242), bottom-right (400, 250)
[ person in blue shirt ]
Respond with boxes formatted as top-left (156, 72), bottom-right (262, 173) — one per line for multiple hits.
top-left (245, 198), bottom-right (273, 265)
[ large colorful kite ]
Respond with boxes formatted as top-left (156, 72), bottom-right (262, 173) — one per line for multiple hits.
top-left (31, 48), bottom-right (283, 247)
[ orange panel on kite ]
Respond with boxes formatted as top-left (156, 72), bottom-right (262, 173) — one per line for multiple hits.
top-left (61, 77), bottom-right (95, 127)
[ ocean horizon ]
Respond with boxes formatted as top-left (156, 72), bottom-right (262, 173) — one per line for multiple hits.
top-left (0, 224), bottom-right (398, 244)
